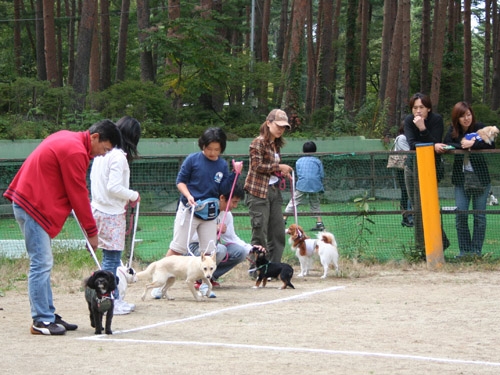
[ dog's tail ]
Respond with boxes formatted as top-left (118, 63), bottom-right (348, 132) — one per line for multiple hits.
top-left (136, 261), bottom-right (156, 281)
top-left (318, 232), bottom-right (337, 247)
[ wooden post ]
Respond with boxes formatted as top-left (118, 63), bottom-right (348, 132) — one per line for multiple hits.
top-left (416, 143), bottom-right (445, 269)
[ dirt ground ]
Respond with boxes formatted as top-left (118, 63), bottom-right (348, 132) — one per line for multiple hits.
top-left (2, 261), bottom-right (500, 375)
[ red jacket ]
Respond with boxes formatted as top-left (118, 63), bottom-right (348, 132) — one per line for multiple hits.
top-left (3, 130), bottom-right (98, 239)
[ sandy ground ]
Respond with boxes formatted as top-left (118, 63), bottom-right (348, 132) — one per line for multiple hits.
top-left (1, 262), bottom-right (500, 375)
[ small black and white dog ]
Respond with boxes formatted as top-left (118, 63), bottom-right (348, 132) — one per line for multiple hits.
top-left (252, 249), bottom-right (295, 290)
top-left (84, 270), bottom-right (116, 335)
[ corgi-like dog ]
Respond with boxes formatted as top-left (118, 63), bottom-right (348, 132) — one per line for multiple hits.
top-left (286, 224), bottom-right (339, 278)
top-left (136, 252), bottom-right (217, 302)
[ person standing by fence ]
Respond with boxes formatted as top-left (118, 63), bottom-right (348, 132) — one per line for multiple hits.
top-left (390, 124), bottom-right (413, 227)
top-left (403, 93), bottom-right (449, 254)
top-left (443, 102), bottom-right (495, 258)
top-left (283, 141), bottom-right (326, 231)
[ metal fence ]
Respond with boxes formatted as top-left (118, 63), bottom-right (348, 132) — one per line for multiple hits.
top-left (2, 150), bottom-right (500, 262)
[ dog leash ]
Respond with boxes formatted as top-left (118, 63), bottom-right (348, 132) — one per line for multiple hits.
top-left (72, 210), bottom-right (102, 270)
top-left (127, 201), bottom-right (140, 268)
top-left (289, 170), bottom-right (299, 226)
top-left (217, 159), bottom-right (242, 243)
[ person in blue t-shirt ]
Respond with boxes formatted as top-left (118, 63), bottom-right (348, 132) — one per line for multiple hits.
top-left (283, 141), bottom-right (325, 231)
top-left (166, 127), bottom-right (243, 256)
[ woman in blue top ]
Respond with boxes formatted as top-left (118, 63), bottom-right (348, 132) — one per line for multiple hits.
top-left (166, 127), bottom-right (242, 256)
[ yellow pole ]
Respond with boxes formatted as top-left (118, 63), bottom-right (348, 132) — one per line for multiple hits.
top-left (416, 143), bottom-right (445, 268)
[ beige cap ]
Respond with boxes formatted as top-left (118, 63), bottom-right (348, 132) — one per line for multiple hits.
top-left (266, 109), bottom-right (291, 129)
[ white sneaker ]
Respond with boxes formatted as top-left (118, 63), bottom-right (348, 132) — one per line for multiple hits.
top-left (122, 300), bottom-right (135, 312)
top-left (199, 283), bottom-right (216, 298)
top-left (113, 299), bottom-right (132, 315)
top-left (151, 288), bottom-right (163, 299)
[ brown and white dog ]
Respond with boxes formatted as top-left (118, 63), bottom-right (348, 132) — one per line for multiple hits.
top-left (477, 125), bottom-right (500, 145)
top-left (286, 224), bottom-right (339, 278)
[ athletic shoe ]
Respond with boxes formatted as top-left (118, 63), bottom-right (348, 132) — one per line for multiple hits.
top-left (199, 283), bottom-right (216, 298)
top-left (125, 301), bottom-right (136, 312)
top-left (113, 299), bottom-right (132, 315)
top-left (310, 222), bottom-right (325, 231)
top-left (151, 288), bottom-right (163, 299)
top-left (194, 280), bottom-right (202, 290)
top-left (31, 321), bottom-right (66, 335)
top-left (54, 314), bottom-right (78, 331)
top-left (210, 279), bottom-right (220, 288)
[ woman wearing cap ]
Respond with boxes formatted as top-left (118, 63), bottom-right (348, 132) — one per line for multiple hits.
top-left (244, 109), bottom-right (293, 263)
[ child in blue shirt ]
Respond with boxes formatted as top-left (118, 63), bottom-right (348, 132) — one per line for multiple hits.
top-left (167, 127), bottom-right (242, 256)
top-left (284, 141), bottom-right (325, 231)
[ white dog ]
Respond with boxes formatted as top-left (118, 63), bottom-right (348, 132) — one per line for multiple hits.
top-left (136, 252), bottom-right (217, 301)
top-left (116, 261), bottom-right (138, 301)
top-left (286, 224), bottom-right (339, 278)
top-left (487, 191), bottom-right (499, 206)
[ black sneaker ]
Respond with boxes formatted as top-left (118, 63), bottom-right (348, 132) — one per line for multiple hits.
top-left (31, 321), bottom-right (66, 335)
top-left (310, 222), bottom-right (325, 231)
top-left (55, 314), bottom-right (78, 331)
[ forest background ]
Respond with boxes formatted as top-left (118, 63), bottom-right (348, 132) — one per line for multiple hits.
top-left (1, 0), bottom-right (500, 142)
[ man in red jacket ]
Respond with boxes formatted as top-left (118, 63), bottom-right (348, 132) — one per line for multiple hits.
top-left (3, 120), bottom-right (121, 336)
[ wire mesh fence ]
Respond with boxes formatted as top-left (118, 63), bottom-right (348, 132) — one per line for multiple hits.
top-left (2, 150), bottom-right (500, 262)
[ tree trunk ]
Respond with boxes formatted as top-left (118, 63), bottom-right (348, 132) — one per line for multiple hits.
top-left (273, 0), bottom-right (289, 106)
top-left (36, 0), bottom-right (47, 81)
top-left (115, 0), bottom-right (131, 82)
top-left (43, 0), bottom-right (59, 86)
top-left (66, 0), bottom-right (76, 85)
top-left (463, 0), bottom-right (472, 103)
top-left (100, 0), bottom-right (111, 90)
top-left (483, 0), bottom-right (491, 105)
top-left (430, 0), bottom-right (449, 112)
top-left (344, 0), bottom-right (359, 117)
top-left (56, 0), bottom-right (63, 87)
top-left (420, 0), bottom-right (431, 93)
top-left (89, 13), bottom-right (100, 93)
top-left (137, 0), bottom-right (155, 82)
top-left (398, 0), bottom-right (411, 126)
top-left (305, 0), bottom-right (316, 114)
top-left (73, 0), bottom-right (98, 110)
top-left (330, 0), bottom-right (342, 113)
top-left (315, 0), bottom-right (334, 110)
top-left (283, 0), bottom-right (307, 126)
top-left (384, 0), bottom-right (403, 133)
top-left (259, 0), bottom-right (271, 109)
top-left (491, 1), bottom-right (500, 110)
top-left (379, 0), bottom-right (396, 101)
top-left (357, 0), bottom-right (370, 107)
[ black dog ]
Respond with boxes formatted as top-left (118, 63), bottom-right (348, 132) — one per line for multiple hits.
top-left (84, 270), bottom-right (116, 334)
top-left (253, 250), bottom-right (295, 289)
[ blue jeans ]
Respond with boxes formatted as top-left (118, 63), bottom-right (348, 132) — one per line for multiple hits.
top-left (13, 203), bottom-right (55, 323)
top-left (455, 184), bottom-right (490, 255)
top-left (189, 242), bottom-right (247, 280)
top-left (102, 249), bottom-right (123, 299)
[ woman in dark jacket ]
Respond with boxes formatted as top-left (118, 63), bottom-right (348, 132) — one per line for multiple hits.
top-left (443, 102), bottom-right (495, 257)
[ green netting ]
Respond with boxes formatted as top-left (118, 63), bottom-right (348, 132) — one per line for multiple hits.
top-left (1, 150), bottom-right (500, 262)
